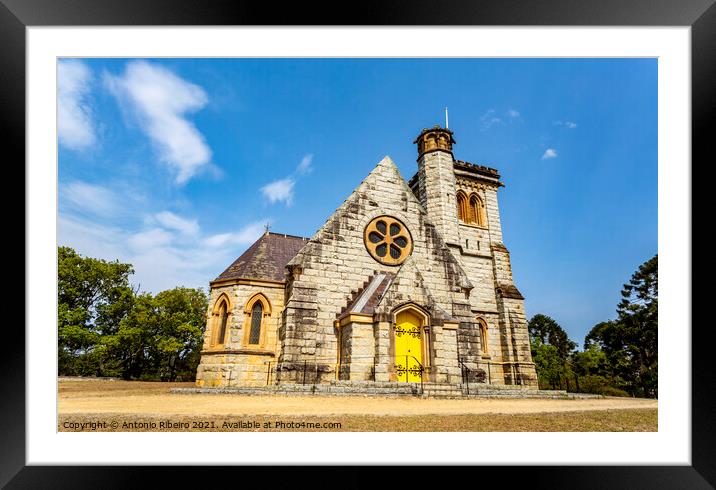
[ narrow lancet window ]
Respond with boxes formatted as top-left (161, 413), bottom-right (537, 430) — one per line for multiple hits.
top-left (216, 301), bottom-right (229, 346)
top-left (249, 302), bottom-right (263, 345)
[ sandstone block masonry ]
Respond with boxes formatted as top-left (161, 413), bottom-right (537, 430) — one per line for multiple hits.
top-left (195, 126), bottom-right (538, 389)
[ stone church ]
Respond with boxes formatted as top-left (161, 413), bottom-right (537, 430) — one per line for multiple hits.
top-left (195, 126), bottom-right (538, 389)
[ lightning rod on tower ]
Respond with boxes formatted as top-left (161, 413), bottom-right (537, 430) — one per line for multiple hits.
top-left (445, 107), bottom-right (449, 129)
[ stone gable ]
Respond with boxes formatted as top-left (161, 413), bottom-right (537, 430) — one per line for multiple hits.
top-left (196, 127), bottom-right (539, 390)
top-left (278, 156), bottom-right (478, 381)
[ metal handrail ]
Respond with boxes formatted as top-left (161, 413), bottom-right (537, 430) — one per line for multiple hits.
top-left (457, 358), bottom-right (471, 395)
top-left (407, 355), bottom-right (424, 395)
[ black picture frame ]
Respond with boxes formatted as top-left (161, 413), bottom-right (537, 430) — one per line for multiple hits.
top-left (4, 0), bottom-right (712, 487)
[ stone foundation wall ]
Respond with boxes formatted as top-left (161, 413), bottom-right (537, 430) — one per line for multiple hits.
top-left (195, 353), bottom-right (276, 387)
top-left (338, 322), bottom-right (375, 381)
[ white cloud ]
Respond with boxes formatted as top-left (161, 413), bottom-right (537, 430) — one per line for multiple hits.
top-left (59, 214), bottom-right (125, 261)
top-left (203, 221), bottom-right (267, 248)
top-left (128, 228), bottom-right (174, 251)
top-left (104, 61), bottom-right (212, 184)
top-left (259, 154), bottom-right (315, 206)
top-left (261, 178), bottom-right (295, 205)
top-left (554, 120), bottom-right (578, 129)
top-left (296, 154), bottom-right (314, 175)
top-left (480, 109), bottom-right (502, 131)
top-left (507, 109), bottom-right (521, 118)
top-left (154, 211), bottom-right (199, 236)
top-left (541, 148), bottom-right (558, 160)
top-left (58, 60), bottom-right (95, 150)
top-left (60, 211), bottom-right (271, 293)
top-left (60, 181), bottom-right (117, 217)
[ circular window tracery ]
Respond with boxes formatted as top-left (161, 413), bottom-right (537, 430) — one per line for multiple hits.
top-left (364, 216), bottom-right (413, 265)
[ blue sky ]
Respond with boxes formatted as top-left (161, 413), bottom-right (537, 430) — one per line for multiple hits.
top-left (57, 58), bottom-right (657, 346)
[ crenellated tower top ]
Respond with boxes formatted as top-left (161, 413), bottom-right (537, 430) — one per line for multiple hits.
top-left (413, 125), bottom-right (455, 158)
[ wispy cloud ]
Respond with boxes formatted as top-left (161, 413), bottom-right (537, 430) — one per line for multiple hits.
top-left (60, 181), bottom-right (118, 217)
top-left (154, 211), bottom-right (199, 236)
top-left (480, 109), bottom-right (502, 131)
top-left (260, 154), bottom-right (314, 206)
top-left (296, 154), bottom-right (314, 175)
top-left (261, 178), bottom-right (295, 205)
top-left (128, 227), bottom-right (174, 251)
top-left (58, 60), bottom-right (96, 150)
top-left (59, 210), bottom-right (270, 293)
top-left (541, 148), bottom-right (558, 160)
top-left (203, 221), bottom-right (267, 248)
top-left (554, 120), bottom-right (578, 129)
top-left (507, 109), bottom-right (521, 119)
top-left (104, 61), bottom-right (212, 184)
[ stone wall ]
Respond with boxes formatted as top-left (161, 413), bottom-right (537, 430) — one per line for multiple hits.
top-left (444, 161), bottom-right (537, 386)
top-left (197, 145), bottom-right (538, 389)
top-left (417, 150), bottom-right (460, 244)
top-left (338, 322), bottom-right (375, 381)
top-left (195, 282), bottom-right (284, 387)
top-left (279, 156), bottom-right (473, 383)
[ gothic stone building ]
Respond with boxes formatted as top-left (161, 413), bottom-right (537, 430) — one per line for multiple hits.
top-left (195, 126), bottom-right (538, 388)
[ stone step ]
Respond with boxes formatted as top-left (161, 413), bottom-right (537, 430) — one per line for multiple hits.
top-left (422, 392), bottom-right (464, 398)
top-left (472, 389), bottom-right (567, 395)
top-left (172, 383), bottom-right (603, 400)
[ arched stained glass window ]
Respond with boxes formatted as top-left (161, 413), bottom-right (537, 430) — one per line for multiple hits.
top-left (249, 302), bottom-right (263, 345)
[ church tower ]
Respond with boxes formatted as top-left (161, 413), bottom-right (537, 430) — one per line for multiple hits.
top-left (413, 126), bottom-right (460, 245)
top-left (196, 123), bottom-right (539, 390)
top-left (410, 124), bottom-right (538, 387)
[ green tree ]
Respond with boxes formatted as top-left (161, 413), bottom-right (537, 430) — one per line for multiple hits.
top-left (149, 287), bottom-right (208, 381)
top-left (102, 292), bottom-right (154, 380)
top-left (531, 339), bottom-right (569, 389)
top-left (58, 246), bottom-right (134, 376)
top-left (586, 254), bottom-right (658, 398)
top-left (528, 314), bottom-right (577, 362)
top-left (102, 287), bottom-right (208, 381)
top-left (569, 343), bottom-right (629, 396)
top-left (571, 344), bottom-right (609, 377)
top-left (58, 247), bottom-right (209, 381)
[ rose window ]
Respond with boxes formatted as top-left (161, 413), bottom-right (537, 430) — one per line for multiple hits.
top-left (364, 216), bottom-right (413, 266)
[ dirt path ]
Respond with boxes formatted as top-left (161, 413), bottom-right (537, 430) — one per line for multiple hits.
top-left (58, 379), bottom-right (657, 417)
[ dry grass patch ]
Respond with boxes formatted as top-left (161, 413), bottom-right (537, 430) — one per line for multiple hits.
top-left (59, 409), bottom-right (657, 432)
top-left (59, 379), bottom-right (194, 398)
top-left (57, 378), bottom-right (657, 432)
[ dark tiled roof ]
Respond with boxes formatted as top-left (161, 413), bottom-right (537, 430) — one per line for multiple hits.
top-left (214, 232), bottom-right (309, 283)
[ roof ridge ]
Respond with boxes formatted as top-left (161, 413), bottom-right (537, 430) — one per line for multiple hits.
top-left (266, 231), bottom-right (310, 240)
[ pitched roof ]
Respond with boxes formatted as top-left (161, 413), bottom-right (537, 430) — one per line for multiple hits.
top-left (213, 232), bottom-right (309, 283)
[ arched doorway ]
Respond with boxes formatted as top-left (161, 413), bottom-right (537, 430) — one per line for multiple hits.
top-left (394, 308), bottom-right (426, 382)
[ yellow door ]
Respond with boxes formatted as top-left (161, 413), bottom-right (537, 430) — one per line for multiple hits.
top-left (395, 310), bottom-right (423, 382)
